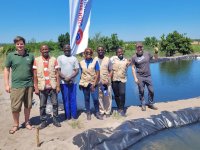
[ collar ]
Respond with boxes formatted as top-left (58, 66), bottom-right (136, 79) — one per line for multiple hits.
top-left (116, 56), bottom-right (125, 61)
top-left (42, 56), bottom-right (50, 61)
top-left (14, 50), bottom-right (29, 56)
top-left (85, 58), bottom-right (93, 63)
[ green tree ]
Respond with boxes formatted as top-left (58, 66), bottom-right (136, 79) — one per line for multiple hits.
top-left (88, 33), bottom-right (124, 53)
top-left (2, 44), bottom-right (15, 55)
top-left (144, 36), bottom-right (158, 47)
top-left (58, 32), bottom-right (70, 49)
top-left (109, 33), bottom-right (124, 52)
top-left (160, 31), bottom-right (193, 56)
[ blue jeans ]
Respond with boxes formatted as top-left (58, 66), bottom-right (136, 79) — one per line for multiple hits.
top-left (60, 83), bottom-right (77, 119)
top-left (82, 85), bottom-right (99, 114)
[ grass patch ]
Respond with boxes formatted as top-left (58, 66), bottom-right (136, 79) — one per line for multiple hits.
top-left (68, 119), bottom-right (83, 129)
top-left (192, 45), bottom-right (200, 53)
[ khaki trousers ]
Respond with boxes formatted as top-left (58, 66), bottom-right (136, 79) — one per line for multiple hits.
top-left (98, 84), bottom-right (112, 115)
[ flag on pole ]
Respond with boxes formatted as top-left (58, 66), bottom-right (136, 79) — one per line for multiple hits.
top-left (69, 0), bottom-right (92, 55)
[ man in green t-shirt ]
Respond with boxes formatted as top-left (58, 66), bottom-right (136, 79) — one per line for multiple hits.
top-left (4, 36), bottom-right (34, 134)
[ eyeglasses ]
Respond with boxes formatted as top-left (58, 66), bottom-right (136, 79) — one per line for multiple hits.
top-left (137, 46), bottom-right (143, 49)
top-left (85, 52), bottom-right (92, 55)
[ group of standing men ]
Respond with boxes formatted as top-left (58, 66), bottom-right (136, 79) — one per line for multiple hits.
top-left (4, 36), bottom-right (158, 134)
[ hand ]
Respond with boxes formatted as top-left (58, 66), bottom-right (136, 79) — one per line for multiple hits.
top-left (64, 77), bottom-right (71, 82)
top-left (102, 80), bottom-right (109, 85)
top-left (34, 87), bottom-right (39, 95)
top-left (126, 59), bottom-right (131, 67)
top-left (134, 78), bottom-right (139, 84)
top-left (5, 85), bottom-right (10, 93)
top-left (56, 86), bottom-right (60, 93)
top-left (90, 84), bottom-right (95, 92)
top-left (154, 47), bottom-right (159, 54)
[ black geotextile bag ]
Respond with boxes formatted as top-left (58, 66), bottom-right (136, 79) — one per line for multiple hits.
top-left (73, 107), bottom-right (200, 150)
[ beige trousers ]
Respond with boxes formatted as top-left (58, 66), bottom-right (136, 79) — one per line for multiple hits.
top-left (98, 84), bottom-right (112, 115)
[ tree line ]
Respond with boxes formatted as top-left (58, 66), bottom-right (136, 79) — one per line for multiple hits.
top-left (1, 31), bottom-right (195, 57)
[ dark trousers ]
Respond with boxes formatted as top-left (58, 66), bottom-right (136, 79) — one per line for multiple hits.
top-left (112, 81), bottom-right (126, 110)
top-left (39, 89), bottom-right (58, 121)
top-left (60, 83), bottom-right (77, 119)
top-left (137, 76), bottom-right (154, 105)
top-left (82, 85), bottom-right (99, 114)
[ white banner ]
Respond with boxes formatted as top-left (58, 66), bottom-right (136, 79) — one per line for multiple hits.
top-left (69, 0), bottom-right (92, 55)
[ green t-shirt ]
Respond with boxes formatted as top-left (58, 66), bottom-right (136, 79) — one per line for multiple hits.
top-left (5, 51), bottom-right (34, 88)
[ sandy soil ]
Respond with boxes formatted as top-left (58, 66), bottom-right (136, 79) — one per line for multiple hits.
top-left (0, 74), bottom-right (200, 150)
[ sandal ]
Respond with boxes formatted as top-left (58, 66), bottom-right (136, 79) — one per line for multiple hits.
top-left (25, 121), bottom-right (33, 130)
top-left (9, 126), bottom-right (19, 134)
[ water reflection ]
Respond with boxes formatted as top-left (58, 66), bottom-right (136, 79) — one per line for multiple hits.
top-left (159, 60), bottom-right (192, 77)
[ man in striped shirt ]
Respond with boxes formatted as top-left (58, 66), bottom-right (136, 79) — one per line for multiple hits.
top-left (33, 45), bottom-right (61, 129)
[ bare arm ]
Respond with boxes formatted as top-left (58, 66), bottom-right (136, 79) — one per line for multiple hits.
top-left (58, 68), bottom-right (79, 82)
top-left (4, 67), bottom-right (10, 93)
top-left (57, 68), bottom-right (65, 79)
top-left (69, 68), bottom-right (79, 80)
top-left (91, 70), bottom-right (100, 92)
top-left (56, 69), bottom-right (60, 93)
top-left (131, 64), bottom-right (139, 84)
top-left (94, 71), bottom-right (100, 86)
top-left (33, 69), bottom-right (39, 95)
top-left (153, 47), bottom-right (159, 60)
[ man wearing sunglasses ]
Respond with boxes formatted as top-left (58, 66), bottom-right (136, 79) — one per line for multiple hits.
top-left (132, 42), bottom-right (158, 111)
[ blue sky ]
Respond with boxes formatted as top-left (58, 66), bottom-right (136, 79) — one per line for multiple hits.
top-left (0, 0), bottom-right (200, 43)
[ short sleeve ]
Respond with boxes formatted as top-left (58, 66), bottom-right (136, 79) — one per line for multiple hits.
top-left (131, 56), bottom-right (136, 65)
top-left (108, 59), bottom-right (112, 71)
top-left (33, 59), bottom-right (37, 70)
top-left (74, 57), bottom-right (79, 69)
top-left (55, 60), bottom-right (60, 69)
top-left (4, 53), bottom-right (12, 68)
top-left (57, 56), bottom-right (61, 67)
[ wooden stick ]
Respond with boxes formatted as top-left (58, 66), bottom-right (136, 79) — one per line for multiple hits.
top-left (36, 127), bottom-right (40, 147)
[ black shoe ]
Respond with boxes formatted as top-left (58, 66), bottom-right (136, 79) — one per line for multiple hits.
top-left (39, 121), bottom-right (48, 129)
top-left (53, 119), bottom-right (61, 127)
top-left (141, 105), bottom-right (146, 111)
top-left (96, 113), bottom-right (103, 120)
top-left (119, 110), bottom-right (126, 117)
top-left (87, 113), bottom-right (91, 120)
top-left (148, 104), bottom-right (158, 110)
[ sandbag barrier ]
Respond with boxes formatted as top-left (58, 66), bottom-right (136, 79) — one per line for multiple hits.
top-left (73, 107), bottom-right (200, 150)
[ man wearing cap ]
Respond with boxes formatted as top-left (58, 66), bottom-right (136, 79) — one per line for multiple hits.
top-left (131, 42), bottom-right (158, 111)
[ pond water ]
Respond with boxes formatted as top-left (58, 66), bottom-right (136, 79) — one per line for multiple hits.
top-left (58, 59), bottom-right (200, 109)
top-left (130, 123), bottom-right (200, 150)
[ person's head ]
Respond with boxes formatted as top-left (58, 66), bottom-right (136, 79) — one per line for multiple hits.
top-left (63, 44), bottom-right (71, 57)
top-left (97, 46), bottom-right (105, 58)
top-left (14, 36), bottom-right (26, 52)
top-left (40, 45), bottom-right (49, 59)
top-left (84, 48), bottom-right (93, 60)
top-left (135, 42), bottom-right (143, 56)
top-left (116, 47), bottom-right (124, 60)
